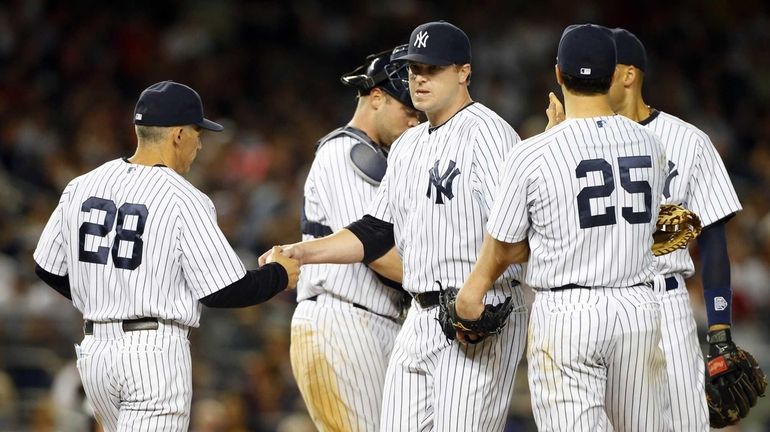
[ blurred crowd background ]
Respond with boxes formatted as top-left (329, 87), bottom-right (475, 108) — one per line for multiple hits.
top-left (1, 0), bottom-right (769, 431)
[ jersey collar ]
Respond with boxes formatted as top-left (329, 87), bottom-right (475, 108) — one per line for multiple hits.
top-left (638, 108), bottom-right (660, 126)
top-left (121, 157), bottom-right (167, 168)
top-left (428, 101), bottom-right (476, 134)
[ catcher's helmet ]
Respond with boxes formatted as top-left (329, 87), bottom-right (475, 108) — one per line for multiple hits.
top-left (341, 44), bottom-right (414, 109)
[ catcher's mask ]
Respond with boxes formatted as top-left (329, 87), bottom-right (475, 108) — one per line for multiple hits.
top-left (341, 44), bottom-right (414, 110)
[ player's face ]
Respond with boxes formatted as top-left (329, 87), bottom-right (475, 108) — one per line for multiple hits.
top-left (408, 63), bottom-right (464, 114)
top-left (177, 126), bottom-right (202, 173)
top-left (377, 93), bottom-right (421, 147)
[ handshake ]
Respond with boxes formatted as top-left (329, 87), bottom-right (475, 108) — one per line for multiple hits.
top-left (260, 244), bottom-right (302, 290)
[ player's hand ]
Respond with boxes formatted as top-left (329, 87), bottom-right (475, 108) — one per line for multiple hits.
top-left (265, 246), bottom-right (300, 290)
top-left (454, 289), bottom-right (485, 344)
top-left (279, 243), bottom-right (303, 263)
top-left (259, 242), bottom-right (304, 266)
top-left (545, 92), bottom-right (565, 131)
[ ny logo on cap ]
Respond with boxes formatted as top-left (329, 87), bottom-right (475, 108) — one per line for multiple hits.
top-left (580, 67), bottom-right (592, 75)
top-left (414, 31), bottom-right (429, 48)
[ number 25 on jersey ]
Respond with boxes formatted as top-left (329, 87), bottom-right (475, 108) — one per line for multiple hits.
top-left (575, 156), bottom-right (652, 229)
top-left (78, 197), bottom-right (149, 270)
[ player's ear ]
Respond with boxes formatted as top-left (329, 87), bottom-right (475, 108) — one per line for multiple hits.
top-left (171, 127), bottom-right (185, 145)
top-left (626, 66), bottom-right (642, 88)
top-left (616, 65), bottom-right (631, 88)
top-left (457, 64), bottom-right (471, 85)
top-left (554, 65), bottom-right (564, 86)
top-left (369, 88), bottom-right (385, 110)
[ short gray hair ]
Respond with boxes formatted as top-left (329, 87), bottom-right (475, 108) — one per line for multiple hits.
top-left (135, 125), bottom-right (172, 143)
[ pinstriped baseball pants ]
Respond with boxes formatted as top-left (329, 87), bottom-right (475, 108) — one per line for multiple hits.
top-left (655, 274), bottom-right (708, 431)
top-left (75, 320), bottom-right (192, 432)
top-left (290, 295), bottom-right (400, 432)
top-left (379, 299), bottom-right (527, 432)
top-left (596, 274), bottom-right (709, 432)
top-left (528, 286), bottom-right (672, 432)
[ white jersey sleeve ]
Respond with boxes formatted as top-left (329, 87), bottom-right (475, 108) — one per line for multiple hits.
top-left (486, 146), bottom-right (533, 244)
top-left (471, 114), bottom-right (522, 213)
top-left (686, 133), bottom-right (741, 226)
top-left (34, 181), bottom-right (78, 276)
top-left (645, 111), bottom-right (741, 226)
top-left (179, 193), bottom-right (246, 299)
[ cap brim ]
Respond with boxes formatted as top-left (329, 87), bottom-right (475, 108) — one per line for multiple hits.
top-left (400, 53), bottom-right (454, 66)
top-left (198, 118), bottom-right (224, 132)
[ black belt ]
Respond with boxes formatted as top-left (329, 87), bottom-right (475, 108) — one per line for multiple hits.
top-left (306, 295), bottom-right (400, 324)
top-left (84, 318), bottom-right (159, 335)
top-left (413, 291), bottom-right (441, 309)
top-left (552, 283), bottom-right (590, 291)
top-left (552, 276), bottom-right (678, 292)
top-left (415, 280), bottom-right (521, 309)
top-left (307, 295), bottom-right (373, 312)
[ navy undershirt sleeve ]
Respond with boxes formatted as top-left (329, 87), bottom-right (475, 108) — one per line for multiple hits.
top-left (698, 217), bottom-right (733, 325)
top-left (200, 263), bottom-right (288, 308)
top-left (345, 214), bottom-right (396, 264)
top-left (35, 264), bottom-right (72, 300)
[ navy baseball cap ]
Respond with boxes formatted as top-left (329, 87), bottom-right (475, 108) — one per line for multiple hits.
top-left (400, 21), bottom-right (471, 66)
top-left (133, 81), bottom-right (223, 131)
top-left (612, 28), bottom-right (647, 72)
top-left (557, 24), bottom-right (616, 79)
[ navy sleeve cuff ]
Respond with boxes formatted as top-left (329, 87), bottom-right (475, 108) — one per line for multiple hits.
top-left (200, 263), bottom-right (288, 308)
top-left (346, 215), bottom-right (395, 264)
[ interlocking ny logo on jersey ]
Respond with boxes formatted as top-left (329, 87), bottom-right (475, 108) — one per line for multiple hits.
top-left (414, 31), bottom-right (429, 48)
top-left (427, 160), bottom-right (460, 204)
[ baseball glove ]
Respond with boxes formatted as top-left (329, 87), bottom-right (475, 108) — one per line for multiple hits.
top-left (436, 283), bottom-right (514, 344)
top-left (705, 329), bottom-right (768, 428)
top-left (652, 203), bottom-right (703, 256)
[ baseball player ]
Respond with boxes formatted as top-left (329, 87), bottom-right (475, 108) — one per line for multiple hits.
top-left (606, 29), bottom-right (742, 430)
top-left (290, 45), bottom-right (420, 431)
top-left (33, 81), bottom-right (299, 432)
top-left (455, 24), bottom-right (672, 431)
top-left (544, 28), bottom-right (752, 430)
top-left (262, 21), bottom-right (527, 432)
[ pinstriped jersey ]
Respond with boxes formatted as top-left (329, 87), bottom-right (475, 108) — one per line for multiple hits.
top-left (33, 158), bottom-right (246, 327)
top-left (299, 133), bottom-right (405, 318)
top-left (487, 116), bottom-right (667, 290)
top-left (368, 102), bottom-right (523, 296)
top-left (644, 110), bottom-right (742, 278)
